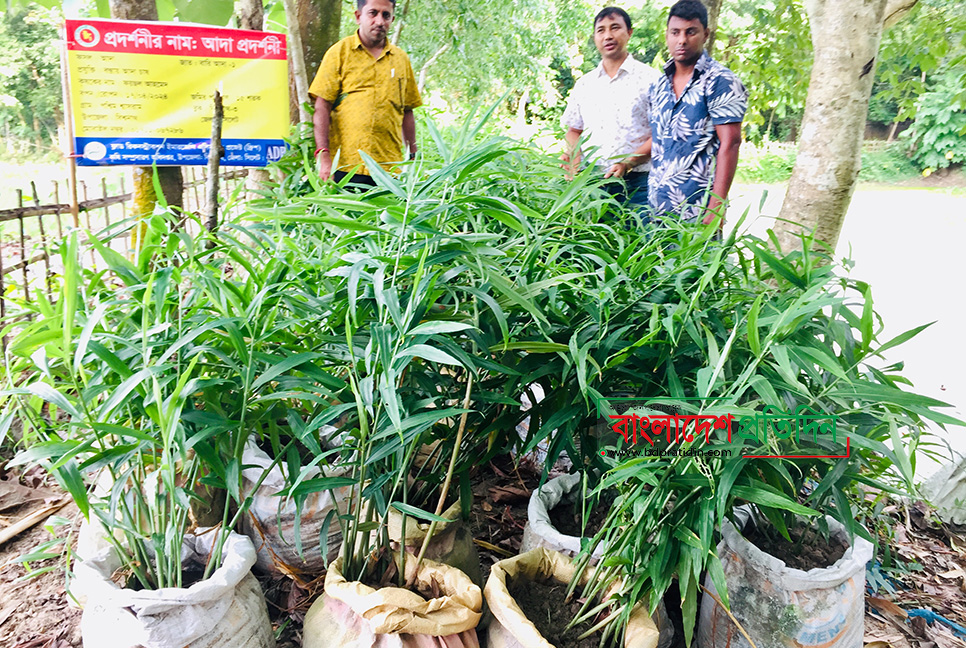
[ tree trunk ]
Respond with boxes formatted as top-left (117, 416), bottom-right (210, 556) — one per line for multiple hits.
top-left (284, 0), bottom-right (312, 124)
top-left (418, 42), bottom-right (450, 94)
top-left (108, 0), bottom-right (157, 20)
top-left (774, 0), bottom-right (915, 253)
top-left (390, 0), bottom-right (411, 45)
top-left (705, 0), bottom-right (723, 55)
top-left (204, 91), bottom-right (224, 235)
top-left (294, 0), bottom-right (341, 93)
top-left (236, 0), bottom-right (264, 31)
top-left (110, 0), bottom-right (183, 220)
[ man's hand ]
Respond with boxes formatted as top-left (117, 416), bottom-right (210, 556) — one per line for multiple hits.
top-left (604, 161), bottom-right (629, 179)
top-left (702, 196), bottom-right (725, 226)
top-left (318, 150), bottom-right (333, 181)
top-left (563, 127), bottom-right (582, 181)
top-left (560, 152), bottom-right (578, 180)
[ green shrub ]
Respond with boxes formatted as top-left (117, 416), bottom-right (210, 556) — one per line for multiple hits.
top-left (735, 143), bottom-right (797, 183)
top-left (904, 71), bottom-right (966, 171)
top-left (859, 142), bottom-right (919, 182)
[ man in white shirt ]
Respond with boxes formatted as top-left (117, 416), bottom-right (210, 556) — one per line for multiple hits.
top-left (562, 7), bottom-right (660, 209)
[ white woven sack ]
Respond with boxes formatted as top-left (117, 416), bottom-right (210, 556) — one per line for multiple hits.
top-left (697, 506), bottom-right (874, 648)
top-left (240, 438), bottom-right (351, 574)
top-left (519, 473), bottom-right (673, 648)
top-left (74, 526), bottom-right (275, 648)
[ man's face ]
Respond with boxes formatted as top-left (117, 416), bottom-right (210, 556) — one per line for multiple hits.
top-left (355, 0), bottom-right (394, 49)
top-left (666, 16), bottom-right (708, 66)
top-left (593, 14), bottom-right (631, 61)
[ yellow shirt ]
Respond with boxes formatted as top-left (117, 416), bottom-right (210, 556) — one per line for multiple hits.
top-left (309, 33), bottom-right (422, 175)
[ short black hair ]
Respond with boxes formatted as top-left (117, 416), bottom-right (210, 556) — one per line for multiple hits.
top-left (357, 0), bottom-right (396, 9)
top-left (668, 0), bottom-right (708, 29)
top-left (594, 6), bottom-right (632, 31)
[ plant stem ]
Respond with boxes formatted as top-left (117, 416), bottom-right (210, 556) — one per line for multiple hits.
top-left (406, 372), bottom-right (473, 588)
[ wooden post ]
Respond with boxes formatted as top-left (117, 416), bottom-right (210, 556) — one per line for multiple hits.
top-left (191, 167), bottom-right (201, 214)
top-left (16, 190), bottom-right (30, 305)
top-left (53, 181), bottom-right (64, 240)
top-left (203, 91), bottom-right (224, 238)
top-left (31, 181), bottom-right (52, 296)
top-left (101, 177), bottom-right (112, 248)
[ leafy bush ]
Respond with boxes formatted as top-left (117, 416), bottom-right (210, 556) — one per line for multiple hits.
top-left (569, 231), bottom-right (959, 644)
top-left (1, 210), bottom-right (343, 589)
top-left (859, 142), bottom-right (919, 182)
top-left (734, 143), bottom-right (797, 183)
top-left (904, 71), bottom-right (966, 171)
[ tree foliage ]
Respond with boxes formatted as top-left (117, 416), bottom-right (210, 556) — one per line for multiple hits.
top-left (0, 6), bottom-right (61, 153)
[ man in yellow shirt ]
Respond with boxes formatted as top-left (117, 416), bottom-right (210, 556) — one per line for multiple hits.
top-left (309, 0), bottom-right (422, 185)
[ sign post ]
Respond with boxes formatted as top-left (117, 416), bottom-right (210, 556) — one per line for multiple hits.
top-left (64, 19), bottom-right (289, 167)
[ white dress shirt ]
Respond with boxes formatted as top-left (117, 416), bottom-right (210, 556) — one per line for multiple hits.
top-left (562, 55), bottom-right (660, 173)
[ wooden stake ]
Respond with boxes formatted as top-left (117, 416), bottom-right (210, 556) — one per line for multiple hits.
top-left (203, 90), bottom-right (224, 238)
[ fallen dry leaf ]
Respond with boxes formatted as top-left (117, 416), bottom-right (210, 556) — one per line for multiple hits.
top-left (869, 597), bottom-right (909, 618)
top-left (488, 485), bottom-right (530, 504)
top-left (866, 641), bottom-right (892, 648)
top-left (0, 480), bottom-right (53, 513)
top-left (938, 568), bottom-right (966, 580)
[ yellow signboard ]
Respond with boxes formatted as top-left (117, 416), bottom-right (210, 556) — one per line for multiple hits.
top-left (66, 19), bottom-right (289, 166)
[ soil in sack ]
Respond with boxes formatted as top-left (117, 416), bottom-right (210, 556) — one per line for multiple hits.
top-left (484, 548), bottom-right (659, 648)
top-left (506, 576), bottom-right (618, 648)
top-left (74, 527), bottom-right (275, 648)
top-left (743, 521), bottom-right (849, 570)
top-left (696, 506), bottom-right (874, 648)
top-left (547, 498), bottom-right (610, 540)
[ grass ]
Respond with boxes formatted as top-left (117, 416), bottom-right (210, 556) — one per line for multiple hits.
top-left (734, 141), bottom-right (928, 184)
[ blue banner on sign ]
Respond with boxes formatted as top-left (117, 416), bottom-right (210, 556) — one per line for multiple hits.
top-left (74, 137), bottom-right (289, 167)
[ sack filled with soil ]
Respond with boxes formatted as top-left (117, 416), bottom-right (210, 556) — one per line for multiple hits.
top-left (519, 473), bottom-right (673, 648)
top-left (520, 473), bottom-right (605, 559)
top-left (73, 525), bottom-right (275, 648)
top-left (240, 439), bottom-right (351, 576)
top-left (302, 554), bottom-right (483, 648)
top-left (697, 505), bottom-right (874, 648)
top-left (484, 547), bottom-right (660, 648)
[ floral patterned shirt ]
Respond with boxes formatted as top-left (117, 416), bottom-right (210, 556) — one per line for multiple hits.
top-left (647, 52), bottom-right (748, 221)
top-left (562, 55), bottom-right (661, 173)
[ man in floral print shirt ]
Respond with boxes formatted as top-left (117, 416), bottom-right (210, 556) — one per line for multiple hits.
top-left (645, 0), bottom-right (748, 226)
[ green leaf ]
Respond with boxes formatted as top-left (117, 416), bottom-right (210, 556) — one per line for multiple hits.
top-left (872, 322), bottom-right (933, 358)
top-left (407, 321), bottom-right (476, 336)
top-left (251, 352), bottom-right (323, 392)
top-left (747, 294), bottom-right (763, 356)
top-left (172, 0), bottom-right (234, 25)
top-left (744, 241), bottom-right (806, 289)
top-left (9, 383), bottom-right (82, 421)
top-left (731, 484), bottom-right (818, 517)
top-left (488, 341), bottom-right (569, 353)
top-left (285, 477), bottom-right (357, 498)
top-left (396, 344), bottom-right (462, 366)
top-left (391, 502), bottom-right (453, 523)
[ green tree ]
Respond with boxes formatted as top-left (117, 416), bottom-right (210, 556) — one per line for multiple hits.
top-left (0, 6), bottom-right (62, 155)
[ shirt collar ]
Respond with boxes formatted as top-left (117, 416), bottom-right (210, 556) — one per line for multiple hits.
top-left (595, 53), bottom-right (637, 79)
top-left (662, 50), bottom-right (711, 79)
top-left (350, 32), bottom-right (394, 58)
